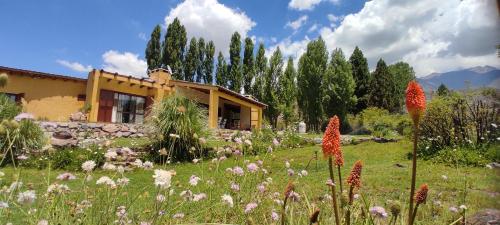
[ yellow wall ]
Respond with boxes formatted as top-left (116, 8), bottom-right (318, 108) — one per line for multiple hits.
top-left (0, 72), bottom-right (86, 121)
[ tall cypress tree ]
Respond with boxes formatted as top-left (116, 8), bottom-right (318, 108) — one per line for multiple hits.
top-left (297, 37), bottom-right (328, 132)
top-left (145, 25), bottom-right (162, 71)
top-left (184, 37), bottom-right (198, 82)
top-left (228, 32), bottom-right (242, 92)
top-left (264, 47), bottom-right (283, 127)
top-left (368, 59), bottom-right (394, 111)
top-left (388, 61), bottom-right (416, 112)
top-left (196, 38), bottom-right (206, 83)
top-left (216, 52), bottom-right (228, 87)
top-left (204, 41), bottom-right (215, 84)
top-left (322, 48), bottom-right (357, 132)
top-left (349, 46), bottom-right (370, 114)
top-left (162, 18), bottom-right (187, 79)
top-left (252, 43), bottom-right (267, 101)
top-left (279, 57), bottom-right (297, 127)
top-left (242, 37), bottom-right (255, 94)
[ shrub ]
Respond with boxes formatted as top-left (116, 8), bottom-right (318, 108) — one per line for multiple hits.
top-left (0, 94), bottom-right (21, 121)
top-left (356, 107), bottom-right (410, 138)
top-left (147, 94), bottom-right (209, 162)
top-left (19, 145), bottom-right (106, 171)
top-left (431, 147), bottom-right (491, 167)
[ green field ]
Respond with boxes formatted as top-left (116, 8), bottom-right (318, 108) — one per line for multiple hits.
top-left (1, 140), bottom-right (498, 224)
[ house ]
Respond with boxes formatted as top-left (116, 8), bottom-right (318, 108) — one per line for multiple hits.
top-left (0, 66), bottom-right (266, 130)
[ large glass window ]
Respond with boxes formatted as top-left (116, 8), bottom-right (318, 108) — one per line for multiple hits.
top-left (113, 93), bottom-right (145, 124)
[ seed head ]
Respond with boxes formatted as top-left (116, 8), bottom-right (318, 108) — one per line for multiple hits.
top-left (414, 184), bottom-right (428, 205)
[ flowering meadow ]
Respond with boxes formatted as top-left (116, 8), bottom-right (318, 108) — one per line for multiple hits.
top-left (0, 140), bottom-right (497, 224)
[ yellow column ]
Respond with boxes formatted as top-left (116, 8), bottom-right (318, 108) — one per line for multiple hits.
top-left (257, 107), bottom-right (263, 129)
top-left (155, 87), bottom-right (165, 102)
top-left (86, 70), bottom-right (101, 122)
top-left (208, 90), bottom-right (219, 129)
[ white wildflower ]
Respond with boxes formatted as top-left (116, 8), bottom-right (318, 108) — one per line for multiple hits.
top-left (81, 160), bottom-right (96, 172)
top-left (153, 169), bottom-right (175, 189)
top-left (221, 194), bottom-right (234, 208)
top-left (17, 190), bottom-right (36, 205)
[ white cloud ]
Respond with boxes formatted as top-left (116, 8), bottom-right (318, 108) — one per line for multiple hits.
top-left (286, 15), bottom-right (308, 31)
top-left (102, 50), bottom-right (147, 77)
top-left (279, 0), bottom-right (500, 76)
top-left (165, 0), bottom-right (255, 55)
top-left (288, 0), bottom-right (340, 11)
top-left (138, 32), bottom-right (147, 41)
top-left (308, 23), bottom-right (319, 33)
top-left (56, 60), bottom-right (92, 73)
top-left (266, 37), bottom-right (310, 67)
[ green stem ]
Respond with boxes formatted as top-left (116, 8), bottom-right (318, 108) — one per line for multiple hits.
top-left (337, 165), bottom-right (343, 194)
top-left (408, 123), bottom-right (419, 225)
top-left (411, 204), bottom-right (420, 225)
top-left (328, 157), bottom-right (341, 225)
top-left (281, 197), bottom-right (288, 225)
top-left (345, 185), bottom-right (354, 225)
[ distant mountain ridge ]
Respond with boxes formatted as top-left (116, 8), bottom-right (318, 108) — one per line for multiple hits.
top-left (417, 65), bottom-right (500, 91)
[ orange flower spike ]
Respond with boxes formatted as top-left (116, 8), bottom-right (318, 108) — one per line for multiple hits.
top-left (322, 116), bottom-right (341, 158)
top-left (414, 184), bottom-right (429, 205)
top-left (405, 81), bottom-right (426, 124)
top-left (347, 160), bottom-right (363, 188)
top-left (334, 148), bottom-right (344, 166)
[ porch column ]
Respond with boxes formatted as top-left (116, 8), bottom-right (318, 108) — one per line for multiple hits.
top-left (257, 107), bottom-right (263, 129)
top-left (86, 70), bottom-right (101, 122)
top-left (208, 90), bottom-right (219, 129)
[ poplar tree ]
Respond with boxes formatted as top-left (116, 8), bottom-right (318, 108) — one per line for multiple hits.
top-left (252, 43), bottom-right (267, 101)
top-left (196, 38), bottom-right (206, 83)
top-left (279, 57), bottom-right (297, 127)
top-left (145, 25), bottom-right (162, 70)
top-left (204, 41), bottom-right (215, 84)
top-left (162, 18), bottom-right (187, 79)
top-left (216, 52), bottom-right (228, 87)
top-left (184, 37), bottom-right (198, 82)
top-left (297, 37), bottom-right (328, 132)
top-left (349, 46), bottom-right (370, 114)
top-left (388, 61), bottom-right (416, 112)
top-left (264, 47), bottom-right (283, 127)
top-left (368, 59), bottom-right (394, 111)
top-left (242, 37), bottom-right (255, 94)
top-left (322, 48), bottom-right (357, 132)
top-left (228, 32), bottom-right (242, 92)
top-left (437, 83), bottom-right (449, 96)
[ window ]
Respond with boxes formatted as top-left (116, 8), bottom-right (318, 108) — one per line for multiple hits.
top-left (1, 92), bottom-right (22, 103)
top-left (113, 92), bottom-right (145, 124)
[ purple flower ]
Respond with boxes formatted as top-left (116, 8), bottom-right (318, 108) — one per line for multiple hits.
top-left (232, 166), bottom-right (244, 176)
top-left (369, 206), bottom-right (388, 218)
top-left (231, 182), bottom-right (240, 192)
top-left (271, 210), bottom-right (279, 221)
top-left (247, 163), bottom-right (259, 173)
top-left (189, 175), bottom-right (201, 186)
top-left (326, 179), bottom-right (335, 186)
top-left (287, 169), bottom-right (295, 176)
top-left (257, 184), bottom-right (266, 193)
top-left (192, 193), bottom-right (207, 202)
top-left (244, 202), bottom-right (258, 214)
top-left (288, 191), bottom-right (301, 202)
top-left (273, 138), bottom-right (280, 146)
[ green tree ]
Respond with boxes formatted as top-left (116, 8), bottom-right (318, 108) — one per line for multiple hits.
top-left (242, 37), bottom-right (255, 94)
top-left (297, 37), bottom-right (328, 132)
top-left (228, 32), bottom-right (242, 92)
top-left (264, 47), bottom-right (283, 127)
top-left (322, 48), bottom-right (357, 132)
top-left (203, 41), bottom-right (215, 84)
top-left (252, 43), bottom-right (267, 102)
top-left (278, 57), bottom-right (297, 127)
top-left (437, 83), bottom-right (449, 96)
top-left (349, 46), bottom-right (370, 114)
top-left (145, 25), bottom-right (162, 71)
top-left (368, 59), bottom-right (395, 111)
top-left (215, 52), bottom-right (228, 87)
top-left (196, 38), bottom-right (205, 83)
top-left (184, 37), bottom-right (199, 82)
top-left (388, 62), bottom-right (416, 112)
top-left (162, 18), bottom-right (187, 79)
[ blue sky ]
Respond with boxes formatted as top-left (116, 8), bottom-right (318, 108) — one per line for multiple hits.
top-left (0, 0), bottom-right (498, 78)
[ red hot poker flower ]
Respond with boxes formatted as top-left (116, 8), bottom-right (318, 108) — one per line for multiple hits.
top-left (405, 81), bottom-right (426, 124)
top-left (347, 160), bottom-right (363, 188)
top-left (322, 116), bottom-right (341, 158)
top-left (334, 147), bottom-right (344, 166)
top-left (414, 184), bottom-right (429, 205)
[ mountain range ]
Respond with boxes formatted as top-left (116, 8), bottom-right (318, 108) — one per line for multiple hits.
top-left (417, 65), bottom-right (500, 91)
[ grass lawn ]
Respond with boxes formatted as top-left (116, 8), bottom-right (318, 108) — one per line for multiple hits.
top-left (1, 140), bottom-right (498, 224)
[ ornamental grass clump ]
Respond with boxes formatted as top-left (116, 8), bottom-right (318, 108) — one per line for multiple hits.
top-left (405, 81), bottom-right (427, 225)
top-left (148, 94), bottom-right (209, 162)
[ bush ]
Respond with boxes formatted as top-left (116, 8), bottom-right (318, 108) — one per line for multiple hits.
top-left (356, 107), bottom-right (410, 138)
top-left (431, 147), bottom-right (491, 167)
top-left (0, 94), bottom-right (21, 121)
top-left (19, 145), bottom-right (106, 171)
top-left (147, 94), bottom-right (209, 162)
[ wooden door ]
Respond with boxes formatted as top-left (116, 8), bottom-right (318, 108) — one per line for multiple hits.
top-left (97, 90), bottom-right (114, 122)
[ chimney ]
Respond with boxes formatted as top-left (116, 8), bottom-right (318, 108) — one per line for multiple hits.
top-left (148, 68), bottom-right (171, 84)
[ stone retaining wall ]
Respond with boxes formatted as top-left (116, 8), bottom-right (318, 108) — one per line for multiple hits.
top-left (38, 121), bottom-right (150, 148)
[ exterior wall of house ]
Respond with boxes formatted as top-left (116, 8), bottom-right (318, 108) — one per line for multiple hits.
top-left (0, 71), bottom-right (86, 121)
